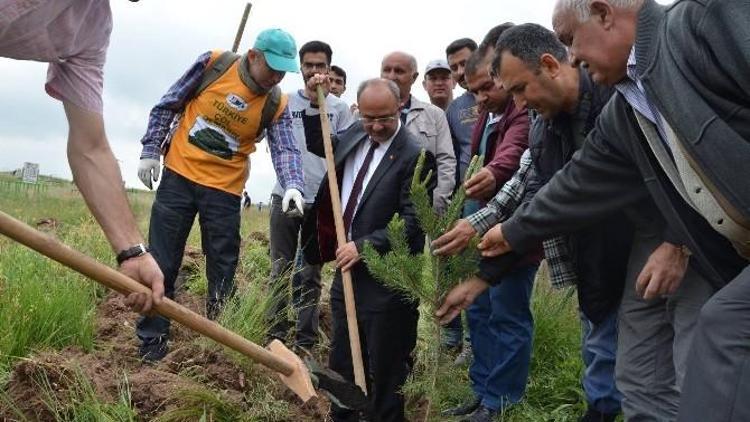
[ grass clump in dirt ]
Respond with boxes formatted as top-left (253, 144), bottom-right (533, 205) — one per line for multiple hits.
top-left (0, 245), bottom-right (97, 375)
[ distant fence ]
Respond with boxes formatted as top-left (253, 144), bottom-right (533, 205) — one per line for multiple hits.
top-left (0, 179), bottom-right (50, 196)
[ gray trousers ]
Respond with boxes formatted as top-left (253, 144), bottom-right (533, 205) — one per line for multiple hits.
top-left (678, 263), bottom-right (750, 422)
top-left (267, 194), bottom-right (322, 348)
top-left (616, 229), bottom-right (715, 421)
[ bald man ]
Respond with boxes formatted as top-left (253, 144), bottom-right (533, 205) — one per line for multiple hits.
top-left (381, 51), bottom-right (456, 214)
top-left (301, 78), bottom-right (437, 422)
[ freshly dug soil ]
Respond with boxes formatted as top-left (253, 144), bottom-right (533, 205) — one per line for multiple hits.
top-left (1, 290), bottom-right (330, 421)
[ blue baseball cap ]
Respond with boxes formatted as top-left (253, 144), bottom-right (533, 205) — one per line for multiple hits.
top-left (253, 28), bottom-right (299, 73)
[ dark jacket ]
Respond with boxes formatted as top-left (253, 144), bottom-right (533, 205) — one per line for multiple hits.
top-left (469, 99), bottom-right (530, 198)
top-left (527, 70), bottom-right (629, 323)
top-left (501, 0), bottom-right (748, 288)
top-left (300, 116), bottom-right (437, 312)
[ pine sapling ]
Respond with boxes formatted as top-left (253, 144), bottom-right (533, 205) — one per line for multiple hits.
top-left (362, 150), bottom-right (483, 419)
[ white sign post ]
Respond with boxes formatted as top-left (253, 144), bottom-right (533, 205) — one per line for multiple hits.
top-left (21, 162), bottom-right (39, 184)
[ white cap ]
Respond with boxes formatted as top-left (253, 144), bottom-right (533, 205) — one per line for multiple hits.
top-left (424, 59), bottom-right (451, 75)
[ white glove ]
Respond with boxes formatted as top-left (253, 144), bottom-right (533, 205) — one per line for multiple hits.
top-left (137, 158), bottom-right (161, 190)
top-left (282, 188), bottom-right (304, 217)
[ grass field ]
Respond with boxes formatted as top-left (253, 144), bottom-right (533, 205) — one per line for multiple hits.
top-left (0, 174), bottom-right (588, 421)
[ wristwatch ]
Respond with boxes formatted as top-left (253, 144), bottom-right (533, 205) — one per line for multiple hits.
top-left (116, 243), bottom-right (150, 265)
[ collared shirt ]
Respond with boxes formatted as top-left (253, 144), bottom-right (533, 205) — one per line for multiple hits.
top-left (615, 47), bottom-right (670, 148)
top-left (400, 97), bottom-right (412, 124)
top-left (464, 114), bottom-right (502, 216)
top-left (341, 121), bottom-right (400, 219)
top-left (446, 91), bottom-right (480, 182)
top-left (139, 52), bottom-right (304, 192)
top-left (466, 148), bottom-right (576, 289)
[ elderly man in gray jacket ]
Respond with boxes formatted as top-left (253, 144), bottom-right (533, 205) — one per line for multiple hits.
top-left (438, 0), bottom-right (750, 420)
top-left (381, 51), bottom-right (456, 213)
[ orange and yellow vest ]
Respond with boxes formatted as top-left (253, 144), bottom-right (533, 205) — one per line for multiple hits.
top-left (165, 50), bottom-right (288, 196)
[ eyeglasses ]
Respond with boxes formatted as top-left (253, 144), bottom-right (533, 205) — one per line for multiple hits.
top-left (359, 116), bottom-right (398, 126)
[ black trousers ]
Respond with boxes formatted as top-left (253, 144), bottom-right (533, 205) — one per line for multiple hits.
top-left (137, 168), bottom-right (240, 343)
top-left (267, 194), bottom-right (322, 347)
top-left (329, 294), bottom-right (419, 422)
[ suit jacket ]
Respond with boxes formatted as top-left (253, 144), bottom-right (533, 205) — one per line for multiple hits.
top-left (300, 115), bottom-right (437, 312)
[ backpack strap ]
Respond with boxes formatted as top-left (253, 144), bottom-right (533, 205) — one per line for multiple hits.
top-left (194, 51), bottom-right (240, 97)
top-left (256, 85), bottom-right (282, 139)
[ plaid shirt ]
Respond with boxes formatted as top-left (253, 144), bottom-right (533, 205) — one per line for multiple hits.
top-left (139, 52), bottom-right (304, 193)
top-left (466, 148), bottom-right (577, 288)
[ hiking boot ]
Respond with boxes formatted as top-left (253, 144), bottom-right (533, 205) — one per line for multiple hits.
top-left (441, 398), bottom-right (481, 417)
top-left (139, 339), bottom-right (168, 363)
top-left (453, 342), bottom-right (474, 366)
top-left (460, 405), bottom-right (498, 422)
top-left (579, 408), bottom-right (619, 422)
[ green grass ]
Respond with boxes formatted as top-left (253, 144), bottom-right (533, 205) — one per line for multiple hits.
top-left (0, 245), bottom-right (98, 375)
top-left (502, 271), bottom-right (586, 421)
top-left (0, 186), bottom-right (131, 377)
top-left (0, 175), bottom-right (589, 421)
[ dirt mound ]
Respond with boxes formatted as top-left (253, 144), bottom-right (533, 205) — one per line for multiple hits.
top-left (1, 347), bottom-right (201, 420)
top-left (1, 290), bottom-right (330, 421)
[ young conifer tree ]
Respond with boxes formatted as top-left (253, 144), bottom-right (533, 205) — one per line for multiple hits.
top-left (362, 150), bottom-right (482, 419)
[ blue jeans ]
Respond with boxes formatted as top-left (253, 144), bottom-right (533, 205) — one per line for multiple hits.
top-left (466, 264), bottom-right (537, 411)
top-left (137, 169), bottom-right (240, 344)
top-left (581, 309), bottom-right (622, 414)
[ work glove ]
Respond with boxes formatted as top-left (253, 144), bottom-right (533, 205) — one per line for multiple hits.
top-left (137, 158), bottom-right (161, 190)
top-left (282, 188), bottom-right (304, 217)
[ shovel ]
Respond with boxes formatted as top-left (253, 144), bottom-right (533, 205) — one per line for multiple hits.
top-left (315, 85), bottom-right (368, 396)
top-left (0, 210), bottom-right (370, 411)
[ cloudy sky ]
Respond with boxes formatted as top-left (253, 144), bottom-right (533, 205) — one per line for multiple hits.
top-left (0, 0), bottom-right (667, 202)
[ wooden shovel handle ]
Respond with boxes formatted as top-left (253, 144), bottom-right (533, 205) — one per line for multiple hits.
top-left (0, 210), bottom-right (294, 376)
top-left (232, 3), bottom-right (252, 53)
top-left (316, 85), bottom-right (368, 395)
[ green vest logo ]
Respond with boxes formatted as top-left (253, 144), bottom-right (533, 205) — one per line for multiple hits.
top-left (188, 116), bottom-right (237, 160)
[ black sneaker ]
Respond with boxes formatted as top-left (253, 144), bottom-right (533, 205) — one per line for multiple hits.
top-left (139, 340), bottom-right (168, 363)
top-left (460, 405), bottom-right (498, 422)
top-left (580, 408), bottom-right (619, 422)
top-left (441, 398), bottom-right (481, 417)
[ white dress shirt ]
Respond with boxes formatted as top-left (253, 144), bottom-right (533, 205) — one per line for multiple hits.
top-left (340, 122), bottom-right (401, 225)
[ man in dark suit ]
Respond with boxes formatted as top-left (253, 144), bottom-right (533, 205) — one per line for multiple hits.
top-left (301, 77), bottom-right (436, 422)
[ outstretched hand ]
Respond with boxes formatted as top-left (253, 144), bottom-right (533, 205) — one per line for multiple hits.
top-left (477, 224), bottom-right (512, 257)
top-left (431, 219), bottom-right (477, 256)
top-left (464, 168), bottom-right (496, 200)
top-left (435, 277), bottom-right (490, 324)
